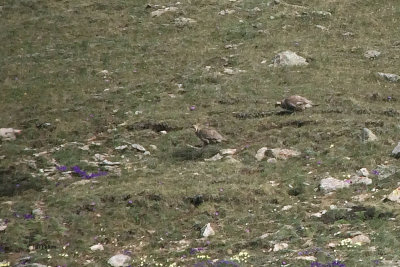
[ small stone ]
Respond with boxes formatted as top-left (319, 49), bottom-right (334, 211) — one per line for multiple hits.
top-left (362, 128), bottom-right (378, 142)
top-left (273, 242), bottom-right (288, 252)
top-left (387, 187), bottom-right (400, 203)
top-left (282, 205), bottom-right (292, 211)
top-left (267, 148), bottom-right (301, 160)
top-left (149, 145), bottom-right (157, 150)
top-left (351, 234), bottom-right (371, 245)
top-left (107, 254), bottom-right (132, 267)
top-left (356, 168), bottom-right (369, 177)
top-left (349, 175), bottom-right (372, 185)
top-left (312, 10), bottom-right (332, 16)
top-left (315, 25), bottom-right (327, 31)
top-left (320, 177), bottom-right (350, 192)
top-left (377, 72), bottom-right (400, 82)
top-left (205, 153), bottom-right (223, 162)
top-left (220, 148), bottom-right (237, 155)
top-left (90, 244), bottom-right (104, 251)
top-left (392, 142), bottom-right (400, 158)
top-left (0, 219), bottom-right (7, 231)
top-left (364, 50), bottom-right (381, 59)
top-left (115, 145), bottom-right (128, 151)
top-left (201, 223), bottom-right (215, 237)
top-left (151, 7), bottom-right (178, 17)
top-left (270, 51), bottom-right (308, 67)
top-left (327, 242), bottom-right (337, 248)
top-left (132, 144), bottom-right (146, 152)
top-left (296, 256), bottom-right (317, 261)
top-left (174, 17), bottom-right (196, 26)
top-left (0, 128), bottom-right (22, 141)
top-left (255, 147), bottom-right (269, 161)
top-left (32, 208), bottom-right (44, 219)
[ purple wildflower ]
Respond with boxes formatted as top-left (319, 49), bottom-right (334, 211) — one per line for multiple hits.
top-left (56, 165), bottom-right (68, 172)
top-left (23, 214), bottom-right (34, 220)
top-left (371, 169), bottom-right (380, 175)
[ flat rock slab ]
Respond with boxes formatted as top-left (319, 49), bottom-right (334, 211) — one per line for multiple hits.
top-left (392, 142), bottom-right (400, 158)
top-left (270, 51), bottom-right (308, 67)
top-left (320, 177), bottom-right (350, 192)
top-left (377, 72), bottom-right (400, 82)
top-left (108, 254), bottom-right (132, 267)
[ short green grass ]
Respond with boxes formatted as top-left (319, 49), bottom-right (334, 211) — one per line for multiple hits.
top-left (1, 0), bottom-right (400, 266)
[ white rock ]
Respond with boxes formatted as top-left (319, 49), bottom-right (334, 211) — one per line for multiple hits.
top-left (296, 256), bottom-right (317, 261)
top-left (219, 9), bottom-right (235, 15)
top-left (392, 142), bottom-right (400, 158)
top-left (268, 148), bottom-right (301, 160)
top-left (315, 25), bottom-right (327, 31)
top-left (255, 147), bottom-right (269, 161)
top-left (101, 160), bottom-right (121, 166)
top-left (223, 68), bottom-right (246, 75)
top-left (175, 17), bottom-right (196, 26)
top-left (387, 187), bottom-right (400, 203)
top-left (356, 168), bottom-right (369, 177)
top-left (351, 234), bottom-right (371, 245)
top-left (270, 51), bottom-right (308, 67)
top-left (205, 153), bottom-right (223, 162)
top-left (311, 210), bottom-right (326, 218)
top-left (220, 148), bottom-right (237, 155)
top-left (115, 145), bottom-right (128, 151)
top-left (201, 223), bottom-right (215, 237)
top-left (320, 177), bottom-right (350, 192)
top-left (132, 144), bottom-right (146, 152)
top-left (0, 128), bottom-right (22, 141)
top-left (377, 72), bottom-right (400, 82)
top-left (151, 7), bottom-right (178, 17)
top-left (362, 128), bottom-right (378, 142)
top-left (0, 219), bottom-right (7, 231)
top-left (282, 205), bottom-right (292, 211)
top-left (273, 242), bottom-right (288, 252)
top-left (90, 244), bottom-right (104, 251)
top-left (149, 145), bottom-right (157, 150)
top-left (107, 254), bottom-right (131, 267)
top-left (313, 11), bottom-right (331, 16)
top-left (160, 130), bottom-right (167, 134)
top-left (364, 50), bottom-right (381, 59)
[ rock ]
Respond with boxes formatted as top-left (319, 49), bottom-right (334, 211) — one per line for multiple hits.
top-left (348, 175), bottom-right (372, 185)
top-left (132, 144), bottom-right (146, 152)
top-left (100, 160), bottom-right (121, 166)
top-left (223, 68), bottom-right (246, 75)
top-left (374, 164), bottom-right (398, 180)
top-left (267, 148), bottom-right (301, 160)
top-left (387, 187), bottom-right (400, 203)
top-left (90, 244), bottom-right (104, 251)
top-left (0, 219), bottom-right (7, 231)
top-left (0, 128), bottom-right (22, 141)
top-left (255, 147), bottom-right (269, 161)
top-left (175, 17), bottom-right (196, 26)
top-left (282, 205), bottom-right (292, 211)
top-left (205, 153), bottom-right (223, 162)
top-left (352, 193), bottom-right (370, 202)
top-left (296, 256), bottom-right (317, 261)
top-left (392, 142), bottom-right (400, 158)
top-left (377, 72), bottom-right (400, 82)
top-left (270, 51), bottom-right (308, 67)
top-left (320, 177), bottom-right (350, 192)
top-left (364, 50), bottom-right (381, 59)
top-left (220, 148), bottom-right (237, 155)
top-left (356, 168), bottom-right (369, 177)
top-left (149, 145), bottom-right (157, 150)
top-left (107, 254), bottom-right (132, 267)
top-left (32, 208), bottom-right (44, 219)
top-left (201, 223), bottom-right (215, 237)
top-left (362, 128), bottom-right (378, 142)
top-left (218, 9), bottom-right (235, 15)
top-left (315, 25), bottom-right (327, 31)
top-left (273, 242), bottom-right (288, 252)
top-left (312, 11), bottom-right (332, 16)
top-left (115, 145), bottom-right (128, 151)
top-left (351, 234), bottom-right (371, 245)
top-left (151, 7), bottom-right (178, 17)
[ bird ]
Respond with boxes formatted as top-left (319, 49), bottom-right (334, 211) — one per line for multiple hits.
top-left (192, 124), bottom-right (226, 146)
top-left (275, 95), bottom-right (315, 112)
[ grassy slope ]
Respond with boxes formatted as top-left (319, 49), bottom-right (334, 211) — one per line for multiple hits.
top-left (1, 0), bottom-right (400, 266)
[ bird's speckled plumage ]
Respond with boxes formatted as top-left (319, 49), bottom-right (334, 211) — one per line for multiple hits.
top-left (193, 124), bottom-right (226, 145)
top-left (276, 95), bottom-right (314, 111)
